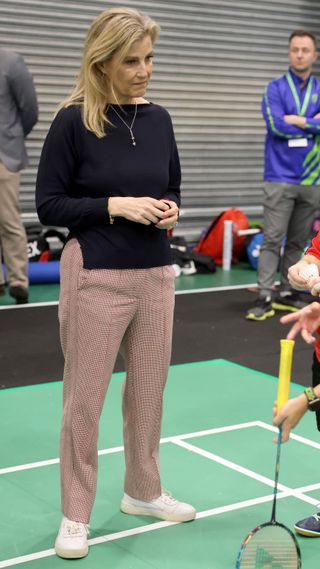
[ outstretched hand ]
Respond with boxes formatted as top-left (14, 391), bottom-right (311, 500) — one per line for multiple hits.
top-left (280, 302), bottom-right (320, 344)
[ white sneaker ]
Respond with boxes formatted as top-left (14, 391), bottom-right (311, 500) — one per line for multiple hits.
top-left (55, 516), bottom-right (89, 559)
top-left (120, 490), bottom-right (196, 522)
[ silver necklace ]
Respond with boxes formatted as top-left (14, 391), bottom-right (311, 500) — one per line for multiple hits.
top-left (110, 103), bottom-right (138, 147)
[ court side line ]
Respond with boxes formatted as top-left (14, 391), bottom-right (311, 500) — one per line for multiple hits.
top-left (173, 439), bottom-right (318, 507)
top-left (2, 419), bottom-right (318, 476)
top-left (175, 283), bottom-right (257, 295)
top-left (163, 421), bottom-right (260, 441)
top-left (0, 490), bottom-right (305, 569)
top-left (0, 282), bottom-right (259, 311)
top-left (0, 421), bottom-right (259, 475)
top-left (0, 301), bottom-right (58, 311)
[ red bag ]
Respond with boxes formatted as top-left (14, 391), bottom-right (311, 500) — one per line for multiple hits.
top-left (194, 208), bottom-right (249, 265)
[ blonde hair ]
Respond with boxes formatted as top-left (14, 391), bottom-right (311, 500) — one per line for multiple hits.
top-left (59, 7), bottom-right (160, 138)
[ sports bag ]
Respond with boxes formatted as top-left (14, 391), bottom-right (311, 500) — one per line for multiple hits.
top-left (169, 236), bottom-right (216, 274)
top-left (26, 225), bottom-right (66, 262)
top-left (193, 208), bottom-right (249, 265)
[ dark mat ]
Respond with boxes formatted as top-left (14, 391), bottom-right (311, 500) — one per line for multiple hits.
top-left (173, 289), bottom-right (314, 386)
top-left (0, 289), bottom-right (315, 389)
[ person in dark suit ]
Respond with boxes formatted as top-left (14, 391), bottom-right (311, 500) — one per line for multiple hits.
top-left (0, 48), bottom-right (38, 303)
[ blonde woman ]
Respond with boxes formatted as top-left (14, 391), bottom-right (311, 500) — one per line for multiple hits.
top-left (36, 6), bottom-right (195, 560)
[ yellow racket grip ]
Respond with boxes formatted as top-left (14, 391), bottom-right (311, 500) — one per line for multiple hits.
top-left (277, 339), bottom-right (295, 412)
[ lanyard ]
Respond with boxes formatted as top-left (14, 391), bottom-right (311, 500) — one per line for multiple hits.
top-left (286, 72), bottom-right (314, 116)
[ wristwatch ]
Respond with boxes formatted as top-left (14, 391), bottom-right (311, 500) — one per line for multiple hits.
top-left (304, 387), bottom-right (320, 412)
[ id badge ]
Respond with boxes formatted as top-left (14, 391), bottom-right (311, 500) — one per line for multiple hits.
top-left (288, 138), bottom-right (308, 148)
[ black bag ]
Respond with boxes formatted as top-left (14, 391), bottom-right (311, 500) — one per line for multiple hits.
top-left (26, 225), bottom-right (66, 262)
top-left (189, 250), bottom-right (216, 273)
top-left (169, 236), bottom-right (216, 274)
top-left (26, 225), bottom-right (49, 261)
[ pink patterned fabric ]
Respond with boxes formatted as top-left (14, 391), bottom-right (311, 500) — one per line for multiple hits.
top-left (58, 239), bottom-right (175, 523)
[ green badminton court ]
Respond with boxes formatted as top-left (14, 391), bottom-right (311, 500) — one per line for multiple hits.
top-left (1, 359), bottom-right (320, 568)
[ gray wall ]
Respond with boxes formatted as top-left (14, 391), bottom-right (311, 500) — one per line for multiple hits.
top-left (1, 0), bottom-right (320, 241)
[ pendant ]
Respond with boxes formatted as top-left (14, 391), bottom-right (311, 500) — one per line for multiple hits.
top-left (130, 129), bottom-right (136, 147)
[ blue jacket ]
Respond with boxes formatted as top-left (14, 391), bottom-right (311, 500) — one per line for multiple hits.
top-left (262, 68), bottom-right (320, 185)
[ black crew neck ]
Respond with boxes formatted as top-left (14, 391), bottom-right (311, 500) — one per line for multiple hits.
top-left (109, 102), bottom-right (151, 108)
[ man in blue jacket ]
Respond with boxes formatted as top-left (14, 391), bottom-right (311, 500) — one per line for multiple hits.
top-left (0, 48), bottom-right (38, 304)
top-left (246, 30), bottom-right (320, 321)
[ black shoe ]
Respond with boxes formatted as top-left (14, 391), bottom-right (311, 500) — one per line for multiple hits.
top-left (9, 285), bottom-right (29, 304)
top-left (246, 296), bottom-right (275, 321)
top-left (272, 291), bottom-right (309, 312)
top-left (0, 283), bottom-right (5, 297)
top-left (294, 512), bottom-right (320, 537)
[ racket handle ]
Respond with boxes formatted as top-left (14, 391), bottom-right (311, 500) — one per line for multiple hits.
top-left (277, 339), bottom-right (295, 412)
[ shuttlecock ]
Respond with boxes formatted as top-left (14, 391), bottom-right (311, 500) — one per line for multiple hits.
top-left (299, 263), bottom-right (319, 281)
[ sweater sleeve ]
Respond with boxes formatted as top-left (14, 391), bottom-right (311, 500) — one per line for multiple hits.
top-left (262, 81), bottom-right (310, 139)
top-left (162, 118), bottom-right (181, 207)
top-left (36, 107), bottom-right (109, 231)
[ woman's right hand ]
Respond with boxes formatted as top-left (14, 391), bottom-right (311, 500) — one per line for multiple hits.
top-left (108, 196), bottom-right (170, 225)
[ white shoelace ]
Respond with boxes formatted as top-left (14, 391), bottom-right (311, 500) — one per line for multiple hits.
top-left (312, 513), bottom-right (320, 522)
top-left (160, 489), bottom-right (178, 505)
top-left (63, 519), bottom-right (89, 537)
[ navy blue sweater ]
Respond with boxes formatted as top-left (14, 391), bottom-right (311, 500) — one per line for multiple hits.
top-left (36, 103), bottom-right (181, 268)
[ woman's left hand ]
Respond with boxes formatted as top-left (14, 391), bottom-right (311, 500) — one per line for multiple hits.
top-left (155, 201), bottom-right (179, 230)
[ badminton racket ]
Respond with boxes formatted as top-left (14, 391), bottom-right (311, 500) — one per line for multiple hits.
top-left (235, 338), bottom-right (301, 568)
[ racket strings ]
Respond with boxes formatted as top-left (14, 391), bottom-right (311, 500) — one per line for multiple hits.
top-left (238, 524), bottom-right (300, 568)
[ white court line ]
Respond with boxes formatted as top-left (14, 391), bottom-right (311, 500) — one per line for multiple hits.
top-left (0, 421), bottom-right (259, 476)
top-left (1, 420), bottom-right (320, 567)
top-left (164, 421), bottom-right (260, 441)
top-left (0, 282), bottom-right (258, 310)
top-left (173, 439), bottom-right (318, 506)
top-left (175, 283), bottom-right (257, 295)
top-left (2, 419), bottom-right (320, 476)
top-left (0, 301), bottom-right (58, 311)
top-left (0, 489), bottom-right (312, 569)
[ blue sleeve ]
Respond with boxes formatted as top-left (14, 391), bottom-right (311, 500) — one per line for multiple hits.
top-left (304, 117), bottom-right (320, 135)
top-left (36, 108), bottom-right (109, 231)
top-left (262, 81), bottom-right (308, 139)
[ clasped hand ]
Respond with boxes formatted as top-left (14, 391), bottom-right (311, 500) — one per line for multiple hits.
top-left (108, 196), bottom-right (179, 229)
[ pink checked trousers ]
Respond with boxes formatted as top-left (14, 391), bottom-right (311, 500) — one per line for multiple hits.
top-left (58, 239), bottom-right (175, 523)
